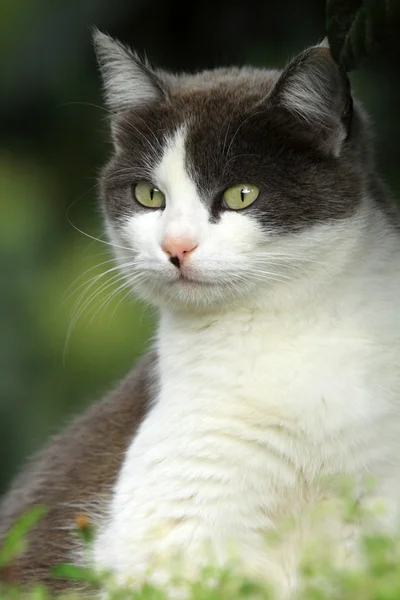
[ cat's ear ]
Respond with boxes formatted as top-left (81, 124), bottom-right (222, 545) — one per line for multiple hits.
top-left (269, 42), bottom-right (353, 157)
top-left (93, 30), bottom-right (166, 112)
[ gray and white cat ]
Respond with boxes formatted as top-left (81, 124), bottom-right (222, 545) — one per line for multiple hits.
top-left (1, 30), bottom-right (400, 597)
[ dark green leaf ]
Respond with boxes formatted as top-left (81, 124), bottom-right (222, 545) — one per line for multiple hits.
top-left (0, 505), bottom-right (47, 567)
top-left (326, 0), bottom-right (400, 71)
top-left (51, 563), bottom-right (100, 586)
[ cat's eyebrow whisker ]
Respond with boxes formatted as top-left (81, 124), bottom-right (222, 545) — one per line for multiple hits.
top-left (225, 111), bottom-right (264, 158)
top-left (221, 112), bottom-right (238, 157)
top-left (127, 110), bottom-right (161, 150)
top-left (221, 153), bottom-right (263, 177)
top-left (103, 166), bottom-right (154, 182)
top-left (115, 114), bottom-right (160, 159)
top-left (104, 167), bottom-right (136, 180)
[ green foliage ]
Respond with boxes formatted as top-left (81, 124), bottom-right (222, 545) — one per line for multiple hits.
top-left (3, 493), bottom-right (400, 600)
top-left (0, 506), bottom-right (47, 568)
top-left (326, 0), bottom-right (400, 71)
top-left (3, 524), bottom-right (400, 600)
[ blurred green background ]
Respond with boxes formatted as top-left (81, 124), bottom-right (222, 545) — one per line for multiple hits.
top-left (1, 0), bottom-right (399, 495)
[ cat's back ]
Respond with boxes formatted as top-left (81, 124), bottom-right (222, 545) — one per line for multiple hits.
top-left (0, 352), bottom-right (157, 590)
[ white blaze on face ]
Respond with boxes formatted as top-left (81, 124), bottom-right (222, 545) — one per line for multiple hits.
top-left (112, 125), bottom-right (288, 308)
top-left (113, 123), bottom-right (352, 311)
top-left (154, 127), bottom-right (209, 250)
top-left (117, 125), bottom-right (212, 280)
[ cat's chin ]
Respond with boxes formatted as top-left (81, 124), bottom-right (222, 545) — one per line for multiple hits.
top-left (164, 277), bottom-right (223, 308)
top-left (171, 275), bottom-right (217, 287)
top-left (134, 276), bottom-right (243, 312)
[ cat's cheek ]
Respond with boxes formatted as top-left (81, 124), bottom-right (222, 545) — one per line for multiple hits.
top-left (215, 211), bottom-right (268, 252)
top-left (119, 212), bottom-right (163, 254)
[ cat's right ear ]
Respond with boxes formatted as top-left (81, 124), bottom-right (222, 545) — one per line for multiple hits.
top-left (93, 30), bottom-right (166, 113)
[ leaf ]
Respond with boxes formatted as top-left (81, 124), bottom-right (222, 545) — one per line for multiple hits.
top-left (0, 505), bottom-right (47, 567)
top-left (51, 563), bottom-right (101, 587)
top-left (326, 0), bottom-right (400, 71)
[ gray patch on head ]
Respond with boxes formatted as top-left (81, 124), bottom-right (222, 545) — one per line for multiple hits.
top-left (100, 56), bottom-right (379, 234)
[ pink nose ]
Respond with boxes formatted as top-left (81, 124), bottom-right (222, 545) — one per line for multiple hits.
top-left (162, 236), bottom-right (198, 267)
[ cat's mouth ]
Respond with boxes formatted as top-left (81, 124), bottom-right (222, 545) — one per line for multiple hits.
top-left (171, 273), bottom-right (215, 287)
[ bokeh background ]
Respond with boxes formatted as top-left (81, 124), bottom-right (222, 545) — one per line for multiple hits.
top-left (1, 0), bottom-right (399, 495)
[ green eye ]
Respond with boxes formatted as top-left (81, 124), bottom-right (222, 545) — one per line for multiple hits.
top-left (134, 181), bottom-right (165, 209)
top-left (223, 184), bottom-right (260, 210)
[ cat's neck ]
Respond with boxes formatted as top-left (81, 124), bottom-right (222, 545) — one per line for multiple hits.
top-left (156, 204), bottom-right (400, 385)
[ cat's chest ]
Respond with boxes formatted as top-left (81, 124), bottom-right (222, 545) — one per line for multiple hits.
top-left (93, 311), bottom-right (397, 586)
top-left (121, 311), bottom-right (385, 501)
top-left (156, 311), bottom-right (380, 443)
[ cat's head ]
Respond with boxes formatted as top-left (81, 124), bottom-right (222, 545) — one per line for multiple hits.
top-left (95, 31), bottom-right (372, 313)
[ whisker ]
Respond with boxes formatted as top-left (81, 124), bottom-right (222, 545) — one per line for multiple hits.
top-left (67, 262), bottom-right (133, 318)
top-left (110, 281), bottom-right (142, 318)
top-left (87, 278), bottom-right (134, 325)
top-left (67, 273), bottom-right (125, 341)
top-left (221, 153), bottom-right (263, 177)
top-left (61, 257), bottom-right (117, 304)
top-left (63, 261), bottom-right (140, 362)
top-left (94, 271), bottom-right (148, 320)
top-left (225, 111), bottom-right (264, 158)
top-left (66, 218), bottom-right (133, 252)
top-left (70, 261), bottom-right (140, 323)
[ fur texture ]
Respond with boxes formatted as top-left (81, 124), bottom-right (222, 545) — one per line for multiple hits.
top-left (1, 31), bottom-right (400, 597)
top-left (0, 354), bottom-right (156, 589)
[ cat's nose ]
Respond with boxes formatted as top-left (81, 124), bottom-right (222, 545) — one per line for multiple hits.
top-left (162, 236), bottom-right (198, 268)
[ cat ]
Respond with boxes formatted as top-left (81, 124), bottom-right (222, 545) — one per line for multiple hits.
top-left (1, 29), bottom-right (400, 597)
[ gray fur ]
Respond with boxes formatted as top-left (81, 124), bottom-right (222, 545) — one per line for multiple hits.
top-left (100, 38), bottom-right (392, 236)
top-left (1, 32), bottom-right (399, 591)
top-left (0, 354), bottom-right (156, 590)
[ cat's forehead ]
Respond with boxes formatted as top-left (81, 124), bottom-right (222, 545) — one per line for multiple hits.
top-left (115, 67), bottom-right (281, 150)
top-left (164, 67), bottom-right (281, 98)
top-left (99, 36), bottom-right (365, 232)
top-left (107, 65), bottom-right (357, 221)
top-left (112, 67), bottom-right (287, 192)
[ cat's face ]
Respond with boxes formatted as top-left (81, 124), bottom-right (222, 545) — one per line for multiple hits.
top-left (96, 32), bottom-right (369, 312)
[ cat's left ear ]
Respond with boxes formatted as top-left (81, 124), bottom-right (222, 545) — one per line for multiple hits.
top-left (93, 29), bottom-right (166, 112)
top-left (269, 42), bottom-right (353, 157)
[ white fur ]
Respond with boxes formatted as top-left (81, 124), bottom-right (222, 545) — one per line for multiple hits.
top-left (280, 65), bottom-right (332, 125)
top-left (93, 128), bottom-right (400, 596)
top-left (94, 31), bottom-right (160, 112)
